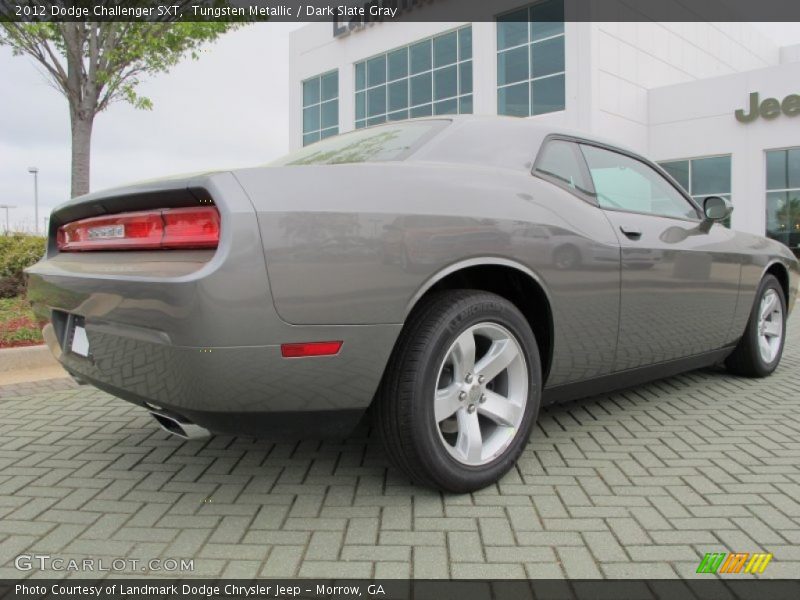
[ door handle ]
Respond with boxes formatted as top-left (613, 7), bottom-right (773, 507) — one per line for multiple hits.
top-left (620, 226), bottom-right (642, 240)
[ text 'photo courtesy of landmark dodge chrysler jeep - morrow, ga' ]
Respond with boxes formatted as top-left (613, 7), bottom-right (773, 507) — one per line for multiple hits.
top-left (26, 117), bottom-right (799, 492)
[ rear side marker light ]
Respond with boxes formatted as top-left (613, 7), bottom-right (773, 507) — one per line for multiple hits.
top-left (281, 341), bottom-right (343, 358)
top-left (57, 206), bottom-right (220, 251)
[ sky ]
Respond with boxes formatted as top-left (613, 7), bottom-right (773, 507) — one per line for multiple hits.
top-left (0, 22), bottom-right (303, 233)
top-left (1, 21), bottom-right (799, 233)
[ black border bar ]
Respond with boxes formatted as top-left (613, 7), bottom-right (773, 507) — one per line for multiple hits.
top-left (2, 0), bottom-right (800, 23)
top-left (2, 579), bottom-right (800, 600)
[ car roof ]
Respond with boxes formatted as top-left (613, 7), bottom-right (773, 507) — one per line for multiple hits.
top-left (406, 115), bottom-right (639, 172)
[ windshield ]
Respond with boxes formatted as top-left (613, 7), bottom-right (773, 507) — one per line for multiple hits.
top-left (271, 119), bottom-right (449, 166)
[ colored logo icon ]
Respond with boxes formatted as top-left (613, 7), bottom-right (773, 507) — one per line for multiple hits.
top-left (696, 552), bottom-right (773, 574)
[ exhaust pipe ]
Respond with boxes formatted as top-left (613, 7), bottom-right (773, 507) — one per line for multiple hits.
top-left (149, 410), bottom-right (211, 440)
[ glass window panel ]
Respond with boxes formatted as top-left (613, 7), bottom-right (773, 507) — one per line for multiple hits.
top-left (498, 82), bottom-right (529, 117)
top-left (660, 160), bottom-right (690, 192)
top-left (459, 27), bottom-right (472, 60)
top-left (279, 120), bottom-right (447, 166)
top-left (303, 132), bottom-right (320, 146)
top-left (355, 119), bottom-right (366, 129)
top-left (388, 80), bottom-right (409, 111)
top-left (789, 148), bottom-right (800, 189)
top-left (320, 72), bottom-right (338, 101)
top-left (367, 115), bottom-right (387, 127)
top-left (691, 156), bottom-right (732, 196)
top-left (367, 56), bottom-right (386, 87)
top-left (410, 40), bottom-right (432, 74)
top-left (459, 94), bottom-right (473, 114)
top-left (434, 65), bottom-right (458, 100)
top-left (531, 74), bottom-right (565, 115)
top-left (303, 78), bottom-right (320, 107)
top-left (498, 46), bottom-right (529, 86)
top-left (410, 103), bottom-right (433, 118)
top-left (355, 92), bottom-right (366, 120)
top-left (355, 63), bottom-right (366, 91)
top-left (354, 29), bottom-right (471, 129)
top-left (497, 9), bottom-right (529, 50)
top-left (459, 61), bottom-right (473, 95)
top-left (531, 36), bottom-right (565, 78)
top-left (367, 86), bottom-right (386, 117)
top-left (410, 72), bottom-right (432, 106)
top-left (320, 100), bottom-right (338, 130)
top-left (531, 0), bottom-right (565, 41)
top-left (320, 127), bottom-right (338, 140)
top-left (388, 110), bottom-right (409, 122)
top-left (303, 105), bottom-right (320, 133)
top-left (434, 98), bottom-right (458, 115)
top-left (766, 150), bottom-right (786, 191)
top-left (434, 31), bottom-right (458, 67)
top-left (766, 191), bottom-right (800, 249)
top-left (766, 191), bottom-right (786, 234)
top-left (536, 140), bottom-right (592, 194)
top-left (581, 144), bottom-right (697, 219)
top-left (388, 49), bottom-right (408, 81)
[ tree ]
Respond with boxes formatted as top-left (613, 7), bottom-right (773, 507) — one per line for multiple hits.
top-left (1, 18), bottom-right (239, 197)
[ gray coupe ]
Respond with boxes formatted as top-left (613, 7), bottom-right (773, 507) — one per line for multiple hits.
top-left (27, 117), bottom-right (799, 491)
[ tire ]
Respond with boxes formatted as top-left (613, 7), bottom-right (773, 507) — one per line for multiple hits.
top-left (374, 290), bottom-right (542, 492)
top-left (725, 274), bottom-right (787, 378)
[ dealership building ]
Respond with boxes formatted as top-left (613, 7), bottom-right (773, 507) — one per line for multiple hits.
top-left (289, 2), bottom-right (800, 251)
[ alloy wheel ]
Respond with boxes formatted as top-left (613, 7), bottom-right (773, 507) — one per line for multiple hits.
top-left (757, 288), bottom-right (783, 364)
top-left (434, 322), bottom-right (528, 466)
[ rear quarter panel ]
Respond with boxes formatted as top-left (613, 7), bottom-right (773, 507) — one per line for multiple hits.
top-left (234, 161), bottom-right (622, 386)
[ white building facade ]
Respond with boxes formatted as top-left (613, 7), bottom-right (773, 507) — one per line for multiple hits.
top-left (289, 2), bottom-right (800, 252)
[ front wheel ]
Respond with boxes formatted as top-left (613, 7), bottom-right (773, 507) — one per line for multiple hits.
top-left (374, 290), bottom-right (541, 492)
top-left (725, 274), bottom-right (787, 378)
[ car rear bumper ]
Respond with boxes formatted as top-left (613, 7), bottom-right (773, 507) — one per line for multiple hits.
top-left (25, 172), bottom-right (401, 439)
top-left (39, 319), bottom-right (398, 438)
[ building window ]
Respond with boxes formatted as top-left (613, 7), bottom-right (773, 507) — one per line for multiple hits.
top-left (354, 26), bottom-right (472, 129)
top-left (497, 0), bottom-right (565, 117)
top-left (303, 70), bottom-right (338, 146)
top-left (765, 148), bottom-right (800, 251)
top-left (659, 155), bottom-right (732, 226)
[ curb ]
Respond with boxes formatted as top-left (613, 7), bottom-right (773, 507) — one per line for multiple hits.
top-left (0, 344), bottom-right (58, 373)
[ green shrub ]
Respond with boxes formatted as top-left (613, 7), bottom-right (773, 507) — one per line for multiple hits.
top-left (0, 234), bottom-right (46, 298)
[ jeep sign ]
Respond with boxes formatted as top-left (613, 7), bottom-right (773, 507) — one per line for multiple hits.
top-left (735, 92), bottom-right (800, 123)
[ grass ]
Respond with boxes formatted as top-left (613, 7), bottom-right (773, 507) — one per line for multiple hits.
top-left (0, 296), bottom-right (45, 348)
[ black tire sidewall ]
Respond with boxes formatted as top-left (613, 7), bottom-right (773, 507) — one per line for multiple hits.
top-left (407, 293), bottom-right (541, 492)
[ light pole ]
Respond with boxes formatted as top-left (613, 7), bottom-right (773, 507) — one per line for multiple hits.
top-left (0, 205), bottom-right (15, 234)
top-left (27, 166), bottom-right (39, 235)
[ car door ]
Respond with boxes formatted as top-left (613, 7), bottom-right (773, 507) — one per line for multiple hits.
top-left (531, 138), bottom-right (621, 385)
top-left (578, 143), bottom-right (741, 371)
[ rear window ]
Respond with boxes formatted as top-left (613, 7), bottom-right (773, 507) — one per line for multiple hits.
top-left (272, 120), bottom-right (449, 166)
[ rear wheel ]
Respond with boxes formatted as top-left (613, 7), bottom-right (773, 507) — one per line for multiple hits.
top-left (374, 290), bottom-right (541, 492)
top-left (725, 274), bottom-right (786, 378)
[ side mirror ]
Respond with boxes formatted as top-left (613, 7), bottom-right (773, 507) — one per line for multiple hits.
top-left (703, 196), bottom-right (733, 221)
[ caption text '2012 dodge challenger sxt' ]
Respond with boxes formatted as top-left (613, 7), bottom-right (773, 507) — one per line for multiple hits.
top-left (26, 117), bottom-right (799, 491)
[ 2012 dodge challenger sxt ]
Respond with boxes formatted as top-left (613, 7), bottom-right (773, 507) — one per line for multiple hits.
top-left (26, 117), bottom-right (799, 491)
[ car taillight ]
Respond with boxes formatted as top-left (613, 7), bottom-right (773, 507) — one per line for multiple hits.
top-left (57, 207), bottom-right (220, 251)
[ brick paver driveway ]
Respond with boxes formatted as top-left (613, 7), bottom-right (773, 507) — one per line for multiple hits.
top-left (1, 319), bottom-right (799, 580)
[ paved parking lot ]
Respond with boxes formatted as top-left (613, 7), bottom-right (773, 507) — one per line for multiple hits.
top-left (1, 319), bottom-right (799, 580)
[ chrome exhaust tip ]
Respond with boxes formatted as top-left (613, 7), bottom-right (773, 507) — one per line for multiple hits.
top-left (149, 410), bottom-right (211, 440)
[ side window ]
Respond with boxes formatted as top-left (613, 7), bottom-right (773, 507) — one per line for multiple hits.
top-left (534, 140), bottom-right (593, 198)
top-left (580, 144), bottom-right (699, 220)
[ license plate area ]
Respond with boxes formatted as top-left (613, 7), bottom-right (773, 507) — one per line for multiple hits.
top-left (66, 315), bottom-right (91, 358)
